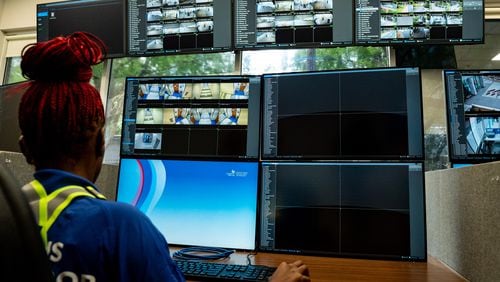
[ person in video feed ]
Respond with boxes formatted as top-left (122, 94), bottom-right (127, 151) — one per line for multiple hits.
top-left (17, 31), bottom-right (311, 282)
top-left (219, 108), bottom-right (241, 125)
top-left (139, 84), bottom-right (166, 100)
top-left (190, 108), bottom-right (219, 125)
top-left (231, 82), bottom-right (249, 99)
top-left (168, 83), bottom-right (188, 99)
top-left (173, 108), bottom-right (190, 124)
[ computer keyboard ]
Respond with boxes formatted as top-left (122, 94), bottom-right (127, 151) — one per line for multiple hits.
top-left (174, 259), bottom-right (276, 282)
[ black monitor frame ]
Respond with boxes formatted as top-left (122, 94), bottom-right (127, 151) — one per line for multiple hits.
top-left (114, 156), bottom-right (261, 251)
top-left (444, 69), bottom-right (500, 164)
top-left (36, 0), bottom-right (127, 58)
top-left (257, 161), bottom-right (427, 261)
top-left (126, 0), bottom-right (233, 56)
top-left (260, 67), bottom-right (425, 161)
top-left (120, 75), bottom-right (262, 161)
top-left (355, 0), bottom-right (485, 46)
top-left (233, 0), bottom-right (354, 51)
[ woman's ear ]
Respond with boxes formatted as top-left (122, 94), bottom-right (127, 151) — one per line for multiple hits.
top-left (18, 135), bottom-right (34, 165)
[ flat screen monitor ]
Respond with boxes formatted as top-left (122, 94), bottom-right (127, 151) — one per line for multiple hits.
top-left (259, 161), bottom-right (426, 260)
top-left (116, 158), bottom-right (259, 250)
top-left (121, 76), bottom-right (261, 159)
top-left (0, 82), bottom-right (26, 152)
top-left (37, 0), bottom-right (127, 58)
top-left (261, 67), bottom-right (424, 160)
top-left (355, 0), bottom-right (484, 45)
top-left (444, 69), bottom-right (500, 163)
top-left (127, 0), bottom-right (232, 56)
top-left (234, 0), bottom-right (353, 50)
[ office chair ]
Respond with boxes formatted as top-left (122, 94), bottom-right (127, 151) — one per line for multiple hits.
top-left (0, 165), bottom-right (53, 281)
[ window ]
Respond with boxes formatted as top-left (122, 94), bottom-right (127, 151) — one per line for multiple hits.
top-left (3, 56), bottom-right (103, 87)
top-left (3, 57), bottom-right (25, 84)
top-left (242, 47), bottom-right (389, 75)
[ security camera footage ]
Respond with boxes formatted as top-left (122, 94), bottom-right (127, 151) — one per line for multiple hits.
top-left (356, 0), bottom-right (484, 45)
top-left (261, 67), bottom-right (424, 160)
top-left (234, 0), bottom-right (353, 49)
top-left (259, 162), bottom-right (426, 260)
top-left (121, 76), bottom-right (261, 159)
top-left (444, 70), bottom-right (500, 163)
top-left (128, 0), bottom-right (232, 55)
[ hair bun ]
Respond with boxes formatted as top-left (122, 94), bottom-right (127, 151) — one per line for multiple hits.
top-left (21, 32), bottom-right (107, 82)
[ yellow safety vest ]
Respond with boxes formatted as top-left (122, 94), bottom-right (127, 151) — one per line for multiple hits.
top-left (21, 180), bottom-right (106, 247)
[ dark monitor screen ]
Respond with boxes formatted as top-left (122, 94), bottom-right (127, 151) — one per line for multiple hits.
top-left (234, 0), bottom-right (353, 50)
top-left (121, 76), bottom-right (261, 159)
top-left (37, 0), bottom-right (126, 58)
top-left (394, 45), bottom-right (457, 69)
top-left (259, 161), bottom-right (426, 260)
top-left (116, 158), bottom-right (259, 249)
top-left (444, 69), bottom-right (500, 163)
top-left (127, 0), bottom-right (233, 56)
top-left (355, 0), bottom-right (484, 45)
top-left (0, 82), bottom-right (25, 152)
top-left (261, 67), bottom-right (424, 160)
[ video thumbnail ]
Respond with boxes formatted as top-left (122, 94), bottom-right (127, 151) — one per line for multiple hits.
top-left (139, 84), bottom-right (168, 100)
top-left (192, 82), bottom-right (220, 99)
top-left (218, 108), bottom-right (248, 125)
top-left (165, 108), bottom-right (192, 124)
top-left (136, 108), bottom-right (164, 124)
top-left (134, 132), bottom-right (162, 150)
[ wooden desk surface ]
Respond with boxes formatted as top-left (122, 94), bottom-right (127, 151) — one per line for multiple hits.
top-left (171, 248), bottom-right (465, 281)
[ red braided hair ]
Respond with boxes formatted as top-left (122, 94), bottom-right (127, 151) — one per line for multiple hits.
top-left (18, 32), bottom-right (107, 166)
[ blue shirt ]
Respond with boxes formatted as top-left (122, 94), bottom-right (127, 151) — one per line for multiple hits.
top-left (33, 169), bottom-right (185, 282)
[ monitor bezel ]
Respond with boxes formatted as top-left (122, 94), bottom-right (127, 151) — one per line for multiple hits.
top-left (233, 0), bottom-right (355, 51)
top-left (125, 0), bottom-right (234, 57)
top-left (36, 0), bottom-right (127, 59)
top-left (120, 74), bottom-right (262, 161)
top-left (114, 156), bottom-right (261, 251)
top-left (354, 0), bottom-right (485, 46)
top-left (259, 66), bottom-right (425, 161)
top-left (443, 69), bottom-right (500, 164)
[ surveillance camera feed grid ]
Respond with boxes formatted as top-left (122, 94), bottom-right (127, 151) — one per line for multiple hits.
top-left (137, 82), bottom-right (250, 100)
top-left (146, 0), bottom-right (214, 50)
top-left (136, 107), bottom-right (249, 126)
top-left (378, 0), bottom-right (464, 41)
top-left (255, 0), bottom-right (334, 44)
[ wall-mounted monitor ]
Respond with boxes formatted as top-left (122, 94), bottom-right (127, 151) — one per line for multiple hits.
top-left (444, 69), bottom-right (500, 163)
top-left (259, 161), bottom-right (426, 260)
top-left (234, 0), bottom-right (353, 50)
top-left (261, 67), bottom-right (424, 160)
top-left (121, 75), bottom-right (261, 159)
top-left (0, 82), bottom-right (26, 152)
top-left (37, 0), bottom-right (127, 58)
top-left (127, 0), bottom-right (233, 55)
top-left (116, 158), bottom-right (259, 250)
top-left (355, 0), bottom-right (484, 45)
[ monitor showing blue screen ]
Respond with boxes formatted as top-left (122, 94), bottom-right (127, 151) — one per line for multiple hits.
top-left (116, 158), bottom-right (259, 250)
